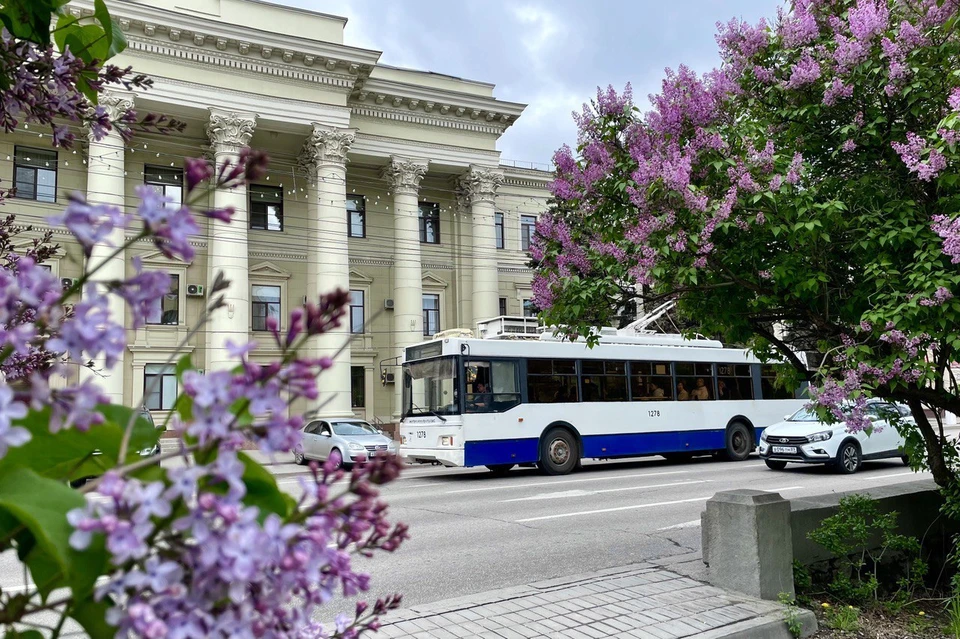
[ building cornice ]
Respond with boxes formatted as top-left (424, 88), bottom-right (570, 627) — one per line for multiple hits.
top-left (68, 0), bottom-right (381, 86)
top-left (352, 77), bottom-right (524, 132)
top-left (351, 133), bottom-right (499, 169)
top-left (351, 104), bottom-right (507, 137)
top-left (500, 165), bottom-right (554, 189)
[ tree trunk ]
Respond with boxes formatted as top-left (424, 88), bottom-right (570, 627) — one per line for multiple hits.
top-left (907, 398), bottom-right (956, 488)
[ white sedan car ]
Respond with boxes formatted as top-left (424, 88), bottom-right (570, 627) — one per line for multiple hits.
top-left (759, 402), bottom-right (912, 474)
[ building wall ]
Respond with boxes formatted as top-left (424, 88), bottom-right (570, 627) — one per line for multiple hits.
top-left (0, 0), bottom-right (553, 425)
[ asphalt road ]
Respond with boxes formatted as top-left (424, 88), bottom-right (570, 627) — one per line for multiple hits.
top-left (270, 453), bottom-right (932, 613)
top-left (0, 452), bottom-right (932, 633)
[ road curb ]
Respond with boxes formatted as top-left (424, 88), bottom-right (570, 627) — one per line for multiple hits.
top-left (695, 608), bottom-right (818, 639)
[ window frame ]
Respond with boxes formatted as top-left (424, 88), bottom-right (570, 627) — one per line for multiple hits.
top-left (13, 146), bottom-right (57, 203)
top-left (422, 293), bottom-right (440, 336)
top-left (251, 284), bottom-right (282, 332)
top-left (495, 212), bottom-right (505, 250)
top-left (143, 363), bottom-right (178, 411)
top-left (144, 273), bottom-right (181, 326)
top-left (499, 297), bottom-right (507, 317)
top-left (249, 184), bottom-right (284, 232)
top-left (144, 165), bottom-right (183, 207)
top-left (418, 202), bottom-right (441, 244)
top-left (351, 365), bottom-right (366, 409)
top-left (520, 214), bottom-right (537, 251)
top-left (349, 289), bottom-right (365, 334)
top-left (347, 194), bottom-right (366, 238)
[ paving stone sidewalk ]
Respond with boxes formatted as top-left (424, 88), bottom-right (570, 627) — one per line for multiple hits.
top-left (376, 564), bottom-right (815, 639)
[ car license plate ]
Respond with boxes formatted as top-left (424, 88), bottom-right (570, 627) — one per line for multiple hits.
top-left (772, 446), bottom-right (797, 454)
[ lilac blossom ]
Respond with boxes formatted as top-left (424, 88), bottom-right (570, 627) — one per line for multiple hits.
top-left (47, 284), bottom-right (126, 370)
top-left (114, 259), bottom-right (173, 328)
top-left (0, 385), bottom-right (29, 456)
top-left (848, 0), bottom-right (890, 41)
top-left (932, 214), bottom-right (960, 263)
top-left (49, 193), bottom-right (129, 257)
top-left (785, 53), bottom-right (821, 89)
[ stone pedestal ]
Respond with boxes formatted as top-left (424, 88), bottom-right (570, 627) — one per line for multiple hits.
top-left (83, 93), bottom-right (134, 403)
top-left (300, 124), bottom-right (356, 417)
top-left (205, 109), bottom-right (256, 372)
top-left (381, 156), bottom-right (428, 418)
top-left (702, 489), bottom-right (795, 600)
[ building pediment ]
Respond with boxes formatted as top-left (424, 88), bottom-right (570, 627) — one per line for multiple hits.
top-left (249, 261), bottom-right (292, 280)
top-left (422, 271), bottom-right (448, 289)
top-left (349, 268), bottom-right (374, 284)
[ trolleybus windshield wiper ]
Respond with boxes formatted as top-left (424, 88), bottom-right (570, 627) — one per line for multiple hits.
top-left (409, 402), bottom-right (447, 422)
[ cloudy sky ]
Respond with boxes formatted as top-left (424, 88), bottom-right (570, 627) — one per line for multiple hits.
top-left (281, 0), bottom-right (784, 167)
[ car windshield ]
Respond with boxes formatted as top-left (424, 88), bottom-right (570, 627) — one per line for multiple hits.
top-left (787, 407), bottom-right (822, 422)
top-left (332, 422), bottom-right (378, 436)
top-left (403, 356), bottom-right (459, 417)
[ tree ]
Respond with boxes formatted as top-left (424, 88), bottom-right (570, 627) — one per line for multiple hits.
top-left (0, 3), bottom-right (406, 637)
top-left (533, 0), bottom-right (960, 487)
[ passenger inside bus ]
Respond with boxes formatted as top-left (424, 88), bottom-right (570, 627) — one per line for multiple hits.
top-left (692, 377), bottom-right (710, 400)
top-left (677, 382), bottom-right (689, 401)
top-left (648, 381), bottom-right (665, 398)
top-left (582, 377), bottom-right (600, 402)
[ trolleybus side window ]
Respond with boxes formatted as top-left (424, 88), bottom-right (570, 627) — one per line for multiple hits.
top-left (629, 361), bottom-right (673, 401)
top-left (716, 364), bottom-right (753, 400)
top-left (527, 359), bottom-right (579, 404)
top-left (760, 365), bottom-right (798, 399)
top-left (675, 362), bottom-right (714, 401)
top-left (465, 360), bottom-right (521, 413)
top-left (580, 360), bottom-right (627, 402)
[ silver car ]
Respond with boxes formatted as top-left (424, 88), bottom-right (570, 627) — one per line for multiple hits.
top-left (293, 418), bottom-right (397, 469)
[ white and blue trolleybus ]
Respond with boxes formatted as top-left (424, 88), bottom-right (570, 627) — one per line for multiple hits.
top-left (398, 316), bottom-right (806, 475)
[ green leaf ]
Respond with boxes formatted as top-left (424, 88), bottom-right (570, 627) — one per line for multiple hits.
top-left (4, 630), bottom-right (45, 639)
top-left (0, 468), bottom-right (84, 583)
top-left (93, 0), bottom-right (126, 58)
top-left (63, 24), bottom-right (110, 64)
top-left (72, 595), bottom-right (116, 639)
top-left (239, 452), bottom-right (291, 519)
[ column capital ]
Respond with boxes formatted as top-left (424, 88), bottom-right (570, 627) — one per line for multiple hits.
top-left (380, 156), bottom-right (429, 195)
top-left (206, 108), bottom-right (257, 153)
top-left (457, 165), bottom-right (504, 206)
top-left (86, 92), bottom-right (135, 143)
top-left (298, 124), bottom-right (356, 176)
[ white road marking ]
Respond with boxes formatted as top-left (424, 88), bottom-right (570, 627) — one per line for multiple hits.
top-left (657, 519), bottom-right (701, 531)
top-left (446, 470), bottom-right (690, 495)
top-left (516, 496), bottom-right (711, 523)
top-left (501, 480), bottom-right (708, 503)
top-left (762, 486), bottom-right (803, 493)
top-left (864, 471), bottom-right (926, 480)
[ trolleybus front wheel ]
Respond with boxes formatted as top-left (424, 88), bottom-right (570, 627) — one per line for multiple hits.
top-left (722, 422), bottom-right (753, 462)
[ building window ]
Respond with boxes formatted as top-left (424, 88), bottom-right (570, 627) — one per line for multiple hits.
top-left (146, 274), bottom-right (180, 325)
top-left (250, 185), bottom-right (283, 231)
top-left (349, 289), bottom-right (365, 334)
top-left (499, 297), bottom-right (507, 316)
top-left (495, 212), bottom-right (504, 249)
top-left (523, 299), bottom-right (537, 317)
top-left (521, 215), bottom-right (537, 251)
top-left (422, 293), bottom-right (440, 336)
top-left (419, 202), bottom-right (440, 244)
top-left (13, 146), bottom-right (57, 203)
top-left (252, 284), bottom-right (281, 331)
top-left (351, 366), bottom-right (365, 408)
top-left (347, 194), bottom-right (365, 238)
top-left (144, 364), bottom-right (178, 411)
top-left (144, 165), bottom-right (183, 207)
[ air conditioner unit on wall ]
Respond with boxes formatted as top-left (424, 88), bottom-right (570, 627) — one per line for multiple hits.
top-left (186, 284), bottom-right (205, 297)
top-left (384, 299), bottom-right (395, 310)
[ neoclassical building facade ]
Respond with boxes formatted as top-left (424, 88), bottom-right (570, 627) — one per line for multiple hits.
top-left (0, 0), bottom-right (552, 424)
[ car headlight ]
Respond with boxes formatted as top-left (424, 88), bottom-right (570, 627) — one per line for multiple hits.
top-left (347, 442), bottom-right (365, 451)
top-left (807, 430), bottom-right (833, 443)
top-left (760, 431), bottom-right (769, 442)
top-left (138, 446), bottom-right (157, 457)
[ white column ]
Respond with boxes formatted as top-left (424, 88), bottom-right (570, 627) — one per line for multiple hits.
top-left (300, 124), bottom-right (356, 417)
top-left (458, 165), bottom-right (504, 326)
top-left (205, 109), bottom-right (256, 372)
top-left (83, 92), bottom-right (134, 404)
top-left (381, 156), bottom-right (429, 419)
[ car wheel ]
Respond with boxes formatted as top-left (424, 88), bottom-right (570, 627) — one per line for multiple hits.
top-left (765, 459), bottom-right (788, 471)
top-left (722, 422), bottom-right (753, 461)
top-left (485, 464), bottom-right (515, 476)
top-left (901, 454), bottom-right (911, 466)
top-left (293, 448), bottom-right (306, 465)
top-left (835, 441), bottom-right (861, 474)
top-left (328, 448), bottom-right (344, 471)
top-left (538, 428), bottom-right (579, 476)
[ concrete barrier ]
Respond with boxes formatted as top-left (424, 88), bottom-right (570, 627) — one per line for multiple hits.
top-left (702, 479), bottom-right (954, 601)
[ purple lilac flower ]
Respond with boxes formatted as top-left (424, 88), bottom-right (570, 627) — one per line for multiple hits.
top-left (0, 385), bottom-right (29, 458)
top-left (47, 284), bottom-right (126, 370)
top-left (49, 193), bottom-right (129, 257)
top-left (950, 88), bottom-right (960, 112)
top-left (848, 0), bottom-right (890, 42)
top-left (785, 54), bottom-right (821, 89)
top-left (114, 258), bottom-right (172, 328)
top-left (134, 185), bottom-right (201, 262)
top-left (933, 214), bottom-right (960, 263)
top-left (892, 133), bottom-right (948, 181)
